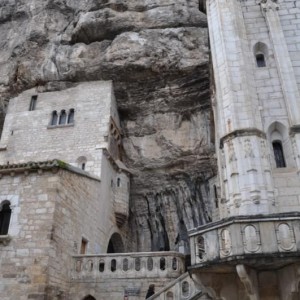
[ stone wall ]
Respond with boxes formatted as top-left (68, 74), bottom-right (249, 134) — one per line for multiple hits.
top-left (0, 164), bottom-right (124, 299)
top-left (0, 81), bottom-right (118, 177)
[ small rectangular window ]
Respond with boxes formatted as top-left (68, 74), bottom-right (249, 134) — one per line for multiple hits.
top-left (29, 96), bottom-right (37, 111)
top-left (80, 238), bottom-right (88, 254)
top-left (256, 54), bottom-right (266, 68)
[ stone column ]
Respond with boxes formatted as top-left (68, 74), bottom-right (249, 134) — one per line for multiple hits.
top-left (207, 0), bottom-right (275, 217)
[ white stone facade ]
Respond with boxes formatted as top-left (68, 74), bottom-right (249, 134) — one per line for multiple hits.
top-left (188, 0), bottom-right (300, 299)
top-left (207, 0), bottom-right (300, 218)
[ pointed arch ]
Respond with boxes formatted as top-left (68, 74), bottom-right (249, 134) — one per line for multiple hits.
top-left (107, 232), bottom-right (124, 253)
top-left (267, 122), bottom-right (291, 168)
top-left (82, 295), bottom-right (96, 300)
top-left (253, 42), bottom-right (268, 68)
top-left (0, 200), bottom-right (11, 235)
top-left (59, 110), bottom-right (67, 125)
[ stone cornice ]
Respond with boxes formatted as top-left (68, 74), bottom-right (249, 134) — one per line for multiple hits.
top-left (0, 159), bottom-right (101, 182)
top-left (188, 212), bottom-right (300, 236)
top-left (219, 128), bottom-right (266, 149)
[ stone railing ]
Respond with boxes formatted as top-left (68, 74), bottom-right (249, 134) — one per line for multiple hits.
top-left (71, 251), bottom-right (185, 281)
top-left (189, 213), bottom-right (300, 267)
top-left (147, 272), bottom-right (205, 300)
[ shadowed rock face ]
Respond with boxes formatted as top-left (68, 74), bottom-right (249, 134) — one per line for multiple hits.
top-left (0, 0), bottom-right (216, 252)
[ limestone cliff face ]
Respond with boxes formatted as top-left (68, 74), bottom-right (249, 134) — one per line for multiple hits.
top-left (0, 0), bottom-right (216, 252)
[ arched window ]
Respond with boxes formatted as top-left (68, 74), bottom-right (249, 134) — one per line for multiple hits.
top-left (273, 141), bottom-right (286, 168)
top-left (0, 201), bottom-right (11, 235)
top-left (182, 281), bottom-right (190, 297)
top-left (29, 95), bottom-right (37, 111)
top-left (68, 109), bottom-right (75, 124)
top-left (268, 122), bottom-right (291, 169)
top-left (76, 156), bottom-right (87, 171)
top-left (59, 110), bottom-right (67, 125)
top-left (253, 42), bottom-right (268, 68)
top-left (256, 54), bottom-right (266, 67)
top-left (166, 291), bottom-right (174, 300)
top-left (117, 178), bottom-right (121, 187)
top-left (82, 295), bottom-right (96, 300)
top-left (51, 111), bottom-right (58, 126)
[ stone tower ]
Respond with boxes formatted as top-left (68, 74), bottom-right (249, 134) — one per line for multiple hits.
top-left (189, 0), bottom-right (300, 299)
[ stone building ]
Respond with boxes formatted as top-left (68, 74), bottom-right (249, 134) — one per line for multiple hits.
top-left (188, 0), bottom-right (300, 299)
top-left (0, 0), bottom-right (300, 300)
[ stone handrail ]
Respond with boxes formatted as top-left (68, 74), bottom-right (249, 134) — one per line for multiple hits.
top-left (71, 251), bottom-right (185, 281)
top-left (147, 272), bottom-right (204, 300)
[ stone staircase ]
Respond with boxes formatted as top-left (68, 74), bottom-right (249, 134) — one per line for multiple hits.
top-left (147, 272), bottom-right (210, 300)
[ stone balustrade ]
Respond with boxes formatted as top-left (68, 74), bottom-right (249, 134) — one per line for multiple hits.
top-left (189, 213), bottom-right (300, 268)
top-left (71, 251), bottom-right (185, 281)
top-left (147, 272), bottom-right (205, 300)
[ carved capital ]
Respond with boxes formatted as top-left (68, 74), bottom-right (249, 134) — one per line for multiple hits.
top-left (259, 0), bottom-right (279, 12)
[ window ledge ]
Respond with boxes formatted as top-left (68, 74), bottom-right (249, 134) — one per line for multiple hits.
top-left (47, 123), bottom-right (74, 129)
top-left (273, 167), bottom-right (298, 174)
top-left (0, 235), bottom-right (11, 245)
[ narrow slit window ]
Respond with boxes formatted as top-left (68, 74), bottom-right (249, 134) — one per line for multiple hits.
top-left (80, 238), bottom-right (88, 254)
top-left (214, 185), bottom-right (218, 208)
top-left (51, 111), bottom-right (58, 126)
top-left (273, 141), bottom-right (286, 168)
top-left (256, 54), bottom-right (266, 68)
top-left (29, 96), bottom-right (37, 111)
top-left (68, 109), bottom-right (75, 124)
top-left (0, 202), bottom-right (11, 235)
top-left (81, 163), bottom-right (85, 171)
top-left (59, 110), bottom-right (67, 125)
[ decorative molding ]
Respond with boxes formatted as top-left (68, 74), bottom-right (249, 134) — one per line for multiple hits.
top-left (0, 159), bottom-right (100, 181)
top-left (275, 222), bottom-right (296, 251)
top-left (260, 140), bottom-right (268, 159)
top-left (258, 0), bottom-right (279, 12)
top-left (220, 128), bottom-right (266, 149)
top-left (219, 229), bottom-right (232, 257)
top-left (188, 212), bottom-right (300, 236)
top-left (241, 224), bottom-right (261, 253)
top-left (244, 139), bottom-right (255, 158)
top-left (228, 142), bottom-right (237, 162)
